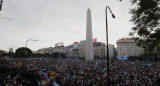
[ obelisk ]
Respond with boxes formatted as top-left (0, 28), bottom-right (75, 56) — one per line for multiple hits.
top-left (86, 8), bottom-right (94, 60)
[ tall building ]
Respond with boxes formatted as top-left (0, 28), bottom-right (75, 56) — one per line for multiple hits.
top-left (64, 46), bottom-right (69, 58)
top-left (55, 42), bottom-right (63, 47)
top-left (37, 48), bottom-right (48, 54)
top-left (117, 38), bottom-right (144, 57)
top-left (93, 42), bottom-right (105, 59)
top-left (86, 8), bottom-right (94, 60)
top-left (67, 45), bottom-right (74, 58)
top-left (36, 43), bottom-right (65, 54)
top-left (105, 44), bottom-right (116, 59)
top-left (9, 48), bottom-right (13, 52)
top-left (67, 41), bottom-right (107, 59)
top-left (78, 42), bottom-right (86, 59)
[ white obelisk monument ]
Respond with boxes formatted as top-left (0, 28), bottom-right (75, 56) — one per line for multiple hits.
top-left (86, 8), bottom-right (94, 60)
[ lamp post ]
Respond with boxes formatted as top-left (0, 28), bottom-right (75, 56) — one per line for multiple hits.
top-left (25, 39), bottom-right (38, 47)
top-left (105, 6), bottom-right (115, 85)
top-left (158, 56), bottom-right (160, 65)
top-left (59, 51), bottom-right (61, 59)
top-left (24, 39), bottom-right (38, 65)
top-left (0, 17), bottom-right (12, 20)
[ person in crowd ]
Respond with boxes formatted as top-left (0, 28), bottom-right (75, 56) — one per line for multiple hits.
top-left (0, 58), bottom-right (159, 86)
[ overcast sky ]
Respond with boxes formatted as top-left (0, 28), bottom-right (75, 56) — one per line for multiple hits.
top-left (0, 0), bottom-right (133, 51)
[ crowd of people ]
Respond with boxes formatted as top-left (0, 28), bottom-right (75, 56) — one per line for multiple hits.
top-left (0, 57), bottom-right (160, 86)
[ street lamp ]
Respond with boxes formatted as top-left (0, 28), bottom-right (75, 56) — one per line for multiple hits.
top-left (25, 39), bottom-right (38, 47)
top-left (0, 17), bottom-right (12, 20)
top-left (105, 6), bottom-right (115, 85)
top-left (59, 51), bottom-right (61, 58)
top-left (158, 56), bottom-right (160, 65)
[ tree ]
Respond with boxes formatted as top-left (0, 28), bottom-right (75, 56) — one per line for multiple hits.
top-left (51, 52), bottom-right (66, 58)
top-left (60, 52), bottom-right (66, 58)
top-left (15, 47), bottom-right (32, 58)
top-left (119, 0), bottom-right (160, 59)
top-left (0, 50), bottom-right (6, 57)
top-left (7, 51), bottom-right (15, 57)
top-left (130, 0), bottom-right (160, 43)
top-left (0, 0), bottom-right (3, 11)
top-left (118, 0), bottom-right (160, 60)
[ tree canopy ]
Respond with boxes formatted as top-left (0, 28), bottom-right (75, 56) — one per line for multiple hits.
top-left (129, 0), bottom-right (160, 47)
top-left (127, 0), bottom-right (160, 57)
top-left (15, 47), bottom-right (32, 58)
top-left (0, 50), bottom-right (6, 57)
top-left (119, 0), bottom-right (160, 60)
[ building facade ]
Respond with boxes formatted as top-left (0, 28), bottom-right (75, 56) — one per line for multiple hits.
top-left (67, 41), bottom-right (114, 59)
top-left (105, 44), bottom-right (116, 59)
top-left (36, 41), bottom-right (116, 59)
top-left (36, 42), bottom-right (65, 54)
top-left (93, 42), bottom-right (105, 59)
top-left (117, 38), bottom-right (144, 57)
top-left (67, 44), bottom-right (74, 58)
top-left (9, 48), bottom-right (13, 52)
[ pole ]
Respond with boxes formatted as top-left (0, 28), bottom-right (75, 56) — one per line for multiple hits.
top-left (158, 56), bottom-right (159, 65)
top-left (105, 6), bottom-right (115, 86)
top-left (59, 51), bottom-right (60, 58)
top-left (105, 7), bottom-right (110, 85)
top-left (25, 40), bottom-right (28, 47)
top-left (0, 17), bottom-right (12, 20)
top-left (25, 39), bottom-right (38, 47)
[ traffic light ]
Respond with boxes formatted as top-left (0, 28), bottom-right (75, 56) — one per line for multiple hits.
top-left (0, 0), bottom-right (3, 11)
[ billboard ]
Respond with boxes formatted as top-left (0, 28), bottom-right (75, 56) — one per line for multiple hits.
top-left (117, 57), bottom-right (127, 60)
top-left (56, 42), bottom-right (63, 47)
top-left (93, 38), bottom-right (97, 43)
top-left (73, 42), bottom-right (79, 49)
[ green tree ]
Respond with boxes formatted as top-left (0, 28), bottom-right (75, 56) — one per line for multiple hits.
top-left (52, 52), bottom-right (59, 58)
top-left (119, 0), bottom-right (160, 60)
top-left (43, 53), bottom-right (51, 58)
top-left (0, 0), bottom-right (3, 11)
top-left (129, 0), bottom-right (160, 44)
top-left (0, 50), bottom-right (6, 57)
top-left (51, 52), bottom-right (66, 58)
top-left (15, 47), bottom-right (32, 58)
top-left (118, 0), bottom-right (160, 60)
top-left (60, 52), bottom-right (66, 58)
top-left (8, 51), bottom-right (15, 57)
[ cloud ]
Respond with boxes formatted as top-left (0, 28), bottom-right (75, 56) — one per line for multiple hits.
top-left (0, 0), bottom-right (132, 51)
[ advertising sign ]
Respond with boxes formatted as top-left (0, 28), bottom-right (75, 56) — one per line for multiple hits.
top-left (117, 57), bottom-right (127, 60)
top-left (18, 63), bottom-right (23, 67)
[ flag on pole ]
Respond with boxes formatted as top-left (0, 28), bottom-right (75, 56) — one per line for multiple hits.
top-left (40, 71), bottom-right (50, 81)
top-left (40, 70), bottom-right (60, 86)
top-left (53, 82), bottom-right (60, 86)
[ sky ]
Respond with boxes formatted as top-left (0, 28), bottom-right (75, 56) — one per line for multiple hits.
top-left (0, 0), bottom-right (133, 51)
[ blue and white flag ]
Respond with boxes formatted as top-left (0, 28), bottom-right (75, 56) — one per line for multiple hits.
top-left (40, 70), bottom-right (60, 86)
top-left (53, 81), bottom-right (60, 86)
